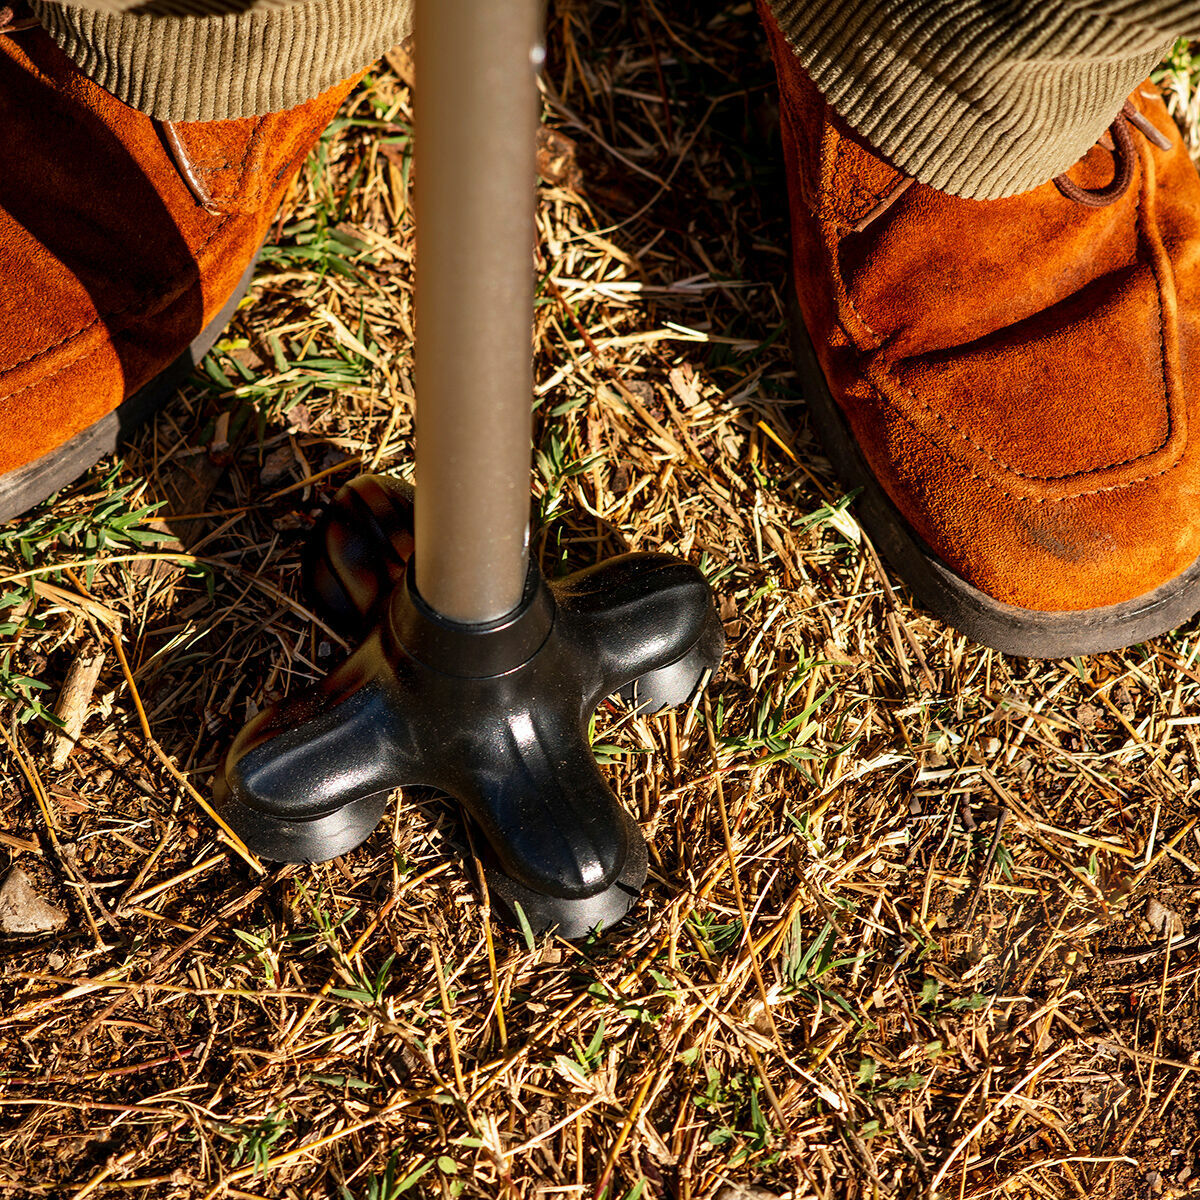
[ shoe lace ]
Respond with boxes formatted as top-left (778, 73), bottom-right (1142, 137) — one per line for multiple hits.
top-left (0, 6), bottom-right (223, 214)
top-left (1053, 99), bottom-right (1170, 208)
top-left (0, 5), bottom-right (37, 33)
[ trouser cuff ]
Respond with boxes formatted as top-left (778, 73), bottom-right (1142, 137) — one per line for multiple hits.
top-left (765, 0), bottom-right (1174, 199)
top-left (30, 0), bottom-right (412, 121)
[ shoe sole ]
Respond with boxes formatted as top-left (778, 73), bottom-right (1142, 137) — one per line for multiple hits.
top-left (789, 292), bottom-right (1200, 658)
top-left (0, 250), bottom-right (260, 525)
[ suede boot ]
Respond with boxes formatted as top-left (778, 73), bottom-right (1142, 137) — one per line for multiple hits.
top-left (762, 3), bottom-right (1200, 657)
top-left (0, 14), bottom-right (360, 521)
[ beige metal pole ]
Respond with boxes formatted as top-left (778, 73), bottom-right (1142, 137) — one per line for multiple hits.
top-left (413, 0), bottom-right (542, 624)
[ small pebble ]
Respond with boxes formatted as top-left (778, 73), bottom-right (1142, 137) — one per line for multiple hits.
top-left (1147, 898), bottom-right (1184, 938)
top-left (260, 445), bottom-right (298, 486)
top-left (0, 867), bottom-right (67, 936)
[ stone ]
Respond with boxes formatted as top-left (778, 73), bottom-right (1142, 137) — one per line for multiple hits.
top-left (1146, 898), bottom-right (1184, 939)
top-left (0, 866), bottom-right (67, 936)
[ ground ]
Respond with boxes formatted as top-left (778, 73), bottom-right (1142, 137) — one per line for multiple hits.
top-left (3, 4), bottom-right (1200, 1199)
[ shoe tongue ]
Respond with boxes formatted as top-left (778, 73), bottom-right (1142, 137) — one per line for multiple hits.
top-left (759, 0), bottom-right (909, 232)
top-left (167, 114), bottom-right (273, 216)
top-left (168, 74), bottom-right (363, 216)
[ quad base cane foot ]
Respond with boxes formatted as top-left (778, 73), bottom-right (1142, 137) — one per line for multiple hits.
top-left (305, 473), bottom-right (724, 717)
top-left (215, 513), bottom-right (723, 937)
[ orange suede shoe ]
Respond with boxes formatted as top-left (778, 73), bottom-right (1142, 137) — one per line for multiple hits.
top-left (762, 4), bottom-right (1200, 656)
top-left (0, 13), bottom-right (360, 521)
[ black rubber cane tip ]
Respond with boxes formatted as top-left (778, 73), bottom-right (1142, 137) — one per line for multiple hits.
top-left (485, 811), bottom-right (649, 940)
top-left (216, 547), bottom-right (714, 938)
top-left (215, 775), bottom-right (389, 864)
top-left (623, 603), bottom-right (726, 714)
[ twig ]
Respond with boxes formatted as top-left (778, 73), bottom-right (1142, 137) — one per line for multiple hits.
top-left (109, 629), bottom-right (262, 875)
top-left (1098, 931), bottom-right (1200, 965)
top-left (47, 648), bottom-right (105, 771)
top-left (962, 805), bottom-right (1008, 927)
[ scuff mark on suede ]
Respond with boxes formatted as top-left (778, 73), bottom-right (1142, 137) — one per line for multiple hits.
top-left (799, 95), bottom-right (904, 231)
top-left (1012, 501), bottom-right (1114, 561)
top-left (202, 115), bottom-right (268, 209)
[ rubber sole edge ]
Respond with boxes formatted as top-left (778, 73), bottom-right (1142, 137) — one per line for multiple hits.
top-left (788, 292), bottom-right (1200, 658)
top-left (0, 249), bottom-right (261, 525)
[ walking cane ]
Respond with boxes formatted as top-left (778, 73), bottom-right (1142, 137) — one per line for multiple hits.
top-left (213, 0), bottom-right (724, 938)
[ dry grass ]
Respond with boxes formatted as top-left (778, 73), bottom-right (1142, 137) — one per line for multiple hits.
top-left (3, 4), bottom-right (1200, 1198)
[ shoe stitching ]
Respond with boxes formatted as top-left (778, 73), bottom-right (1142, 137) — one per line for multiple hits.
top-left (873, 381), bottom-right (1182, 506)
top-left (858, 261), bottom-right (1182, 507)
top-left (774, 48), bottom-right (1190, 511)
top-left (826, 128), bottom-right (1187, 506)
top-left (0, 213), bottom-right (230, 404)
top-left (0, 116), bottom-right (298, 399)
top-left (832, 137), bottom-right (1180, 492)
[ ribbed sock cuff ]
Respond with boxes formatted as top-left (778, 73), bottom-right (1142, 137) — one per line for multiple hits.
top-left (30, 0), bottom-right (413, 121)
top-left (765, 0), bottom-right (1177, 199)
